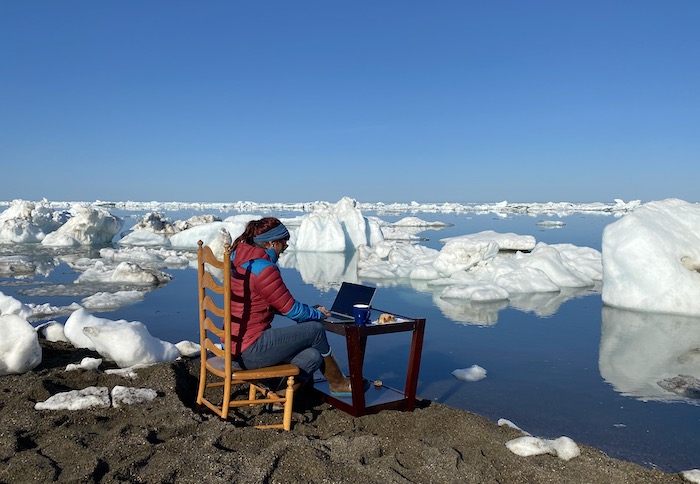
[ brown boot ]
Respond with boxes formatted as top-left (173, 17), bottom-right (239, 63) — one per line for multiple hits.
top-left (322, 355), bottom-right (352, 396)
top-left (275, 380), bottom-right (306, 399)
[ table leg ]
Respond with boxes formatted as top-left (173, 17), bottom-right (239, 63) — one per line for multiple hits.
top-left (345, 325), bottom-right (368, 413)
top-left (403, 318), bottom-right (426, 411)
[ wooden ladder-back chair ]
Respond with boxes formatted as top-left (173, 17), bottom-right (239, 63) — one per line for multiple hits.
top-left (195, 240), bottom-right (300, 430)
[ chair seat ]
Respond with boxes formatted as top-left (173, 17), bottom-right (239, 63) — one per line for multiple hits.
top-left (207, 356), bottom-right (300, 379)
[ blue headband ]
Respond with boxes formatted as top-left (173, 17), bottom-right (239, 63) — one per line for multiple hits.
top-left (253, 223), bottom-right (290, 243)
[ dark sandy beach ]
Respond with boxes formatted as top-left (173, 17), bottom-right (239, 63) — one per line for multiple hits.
top-left (0, 340), bottom-right (686, 483)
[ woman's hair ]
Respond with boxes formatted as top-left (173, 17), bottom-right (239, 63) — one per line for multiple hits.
top-left (231, 217), bottom-right (288, 251)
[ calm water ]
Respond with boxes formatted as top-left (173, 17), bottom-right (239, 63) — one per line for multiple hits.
top-left (3, 208), bottom-right (699, 472)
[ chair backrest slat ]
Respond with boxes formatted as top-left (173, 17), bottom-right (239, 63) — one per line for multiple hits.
top-left (203, 316), bottom-right (224, 337)
top-left (203, 337), bottom-right (224, 357)
top-left (203, 295), bottom-right (226, 319)
top-left (201, 271), bottom-right (225, 294)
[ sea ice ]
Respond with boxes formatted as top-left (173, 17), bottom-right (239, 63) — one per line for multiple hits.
top-left (41, 205), bottom-right (123, 246)
top-left (602, 198), bottom-right (700, 316)
top-left (682, 469), bottom-right (700, 484)
top-left (66, 357), bottom-right (103, 371)
top-left (506, 435), bottom-right (581, 461)
top-left (35, 386), bottom-right (111, 411)
top-left (82, 319), bottom-right (180, 368)
top-left (497, 418), bottom-right (531, 436)
top-left (452, 365), bottom-right (487, 381)
top-left (0, 290), bottom-right (33, 319)
top-left (41, 321), bottom-right (70, 343)
top-left (111, 386), bottom-right (158, 407)
top-left (0, 314), bottom-right (42, 375)
top-left (34, 385), bottom-right (158, 410)
top-left (81, 290), bottom-right (145, 310)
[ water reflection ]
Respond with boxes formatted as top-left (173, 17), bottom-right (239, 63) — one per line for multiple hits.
top-left (600, 306), bottom-right (700, 404)
top-left (429, 286), bottom-right (599, 325)
top-left (432, 296), bottom-right (507, 326)
top-left (509, 285), bottom-right (600, 318)
top-left (280, 251), bottom-right (360, 291)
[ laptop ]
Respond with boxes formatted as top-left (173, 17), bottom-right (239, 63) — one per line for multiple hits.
top-left (325, 282), bottom-right (376, 323)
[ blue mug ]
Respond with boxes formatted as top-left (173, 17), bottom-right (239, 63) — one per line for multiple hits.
top-left (352, 304), bottom-right (371, 326)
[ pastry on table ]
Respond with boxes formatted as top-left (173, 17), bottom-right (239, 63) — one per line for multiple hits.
top-left (377, 313), bottom-right (396, 324)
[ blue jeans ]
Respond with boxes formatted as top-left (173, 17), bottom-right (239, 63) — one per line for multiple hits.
top-left (239, 321), bottom-right (331, 381)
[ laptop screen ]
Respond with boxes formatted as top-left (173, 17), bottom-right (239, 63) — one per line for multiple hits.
top-left (330, 282), bottom-right (376, 316)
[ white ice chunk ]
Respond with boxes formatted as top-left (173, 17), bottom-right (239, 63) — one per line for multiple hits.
top-left (0, 291), bottom-right (33, 319)
top-left (554, 243), bottom-right (603, 281)
top-left (0, 255), bottom-right (37, 275)
top-left (377, 216), bottom-right (451, 241)
top-left (392, 216), bottom-right (452, 227)
top-left (433, 238), bottom-right (499, 277)
top-left (494, 267), bottom-right (560, 294)
top-left (66, 357), bottom-right (103, 371)
top-left (497, 418), bottom-right (531, 436)
top-left (110, 386), bottom-right (158, 407)
top-left (41, 205), bottom-right (123, 246)
top-left (24, 301), bottom-right (77, 322)
top-left (357, 228), bottom-right (599, 309)
top-left (35, 386), bottom-right (110, 411)
top-left (104, 367), bottom-right (141, 379)
top-left (682, 469), bottom-right (700, 484)
top-left (451, 364), bottom-right (487, 381)
top-left (0, 314), bottom-right (42, 375)
top-left (358, 241), bottom-right (440, 279)
top-left (205, 227), bottom-right (233, 261)
top-left (168, 221), bottom-right (244, 249)
top-left (295, 197), bottom-right (383, 252)
top-left (602, 198), bottom-right (700, 315)
top-left (440, 230), bottom-right (536, 252)
top-left (408, 263), bottom-right (442, 280)
top-left (41, 321), bottom-right (70, 343)
top-left (117, 230), bottom-right (171, 247)
top-left (99, 246), bottom-right (191, 269)
top-left (295, 209), bottom-right (347, 252)
top-left (0, 200), bottom-right (60, 243)
top-left (64, 307), bottom-right (115, 350)
top-left (175, 340), bottom-right (201, 357)
top-left (129, 211), bottom-right (182, 235)
top-left (81, 290), bottom-right (145, 310)
top-left (76, 261), bottom-right (172, 286)
top-left (82, 319), bottom-right (180, 368)
top-left (506, 435), bottom-right (581, 461)
top-left (520, 243), bottom-right (594, 287)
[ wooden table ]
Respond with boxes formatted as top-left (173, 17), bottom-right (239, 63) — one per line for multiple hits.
top-left (314, 312), bottom-right (426, 417)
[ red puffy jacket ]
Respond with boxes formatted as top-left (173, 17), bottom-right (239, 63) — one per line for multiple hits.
top-left (229, 242), bottom-right (322, 356)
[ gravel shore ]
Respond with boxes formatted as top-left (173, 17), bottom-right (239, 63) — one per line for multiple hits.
top-left (0, 341), bottom-right (685, 483)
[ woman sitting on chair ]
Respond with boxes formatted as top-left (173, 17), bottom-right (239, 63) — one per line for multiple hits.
top-left (229, 216), bottom-right (351, 396)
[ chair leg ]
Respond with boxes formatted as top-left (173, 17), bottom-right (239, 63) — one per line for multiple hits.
top-left (282, 376), bottom-right (295, 431)
top-left (221, 379), bottom-right (231, 420)
top-left (196, 365), bottom-right (208, 407)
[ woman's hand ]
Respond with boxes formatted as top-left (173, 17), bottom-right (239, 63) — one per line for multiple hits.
top-left (314, 305), bottom-right (330, 317)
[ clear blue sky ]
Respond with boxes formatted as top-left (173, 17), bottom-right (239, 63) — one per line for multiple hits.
top-left (1, 1), bottom-right (698, 203)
